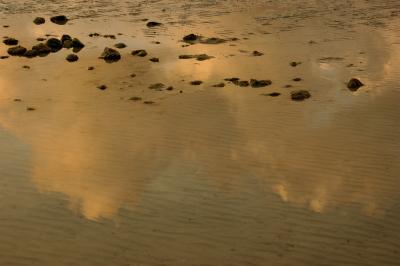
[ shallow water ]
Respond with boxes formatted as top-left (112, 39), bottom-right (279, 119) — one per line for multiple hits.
top-left (0, 1), bottom-right (399, 265)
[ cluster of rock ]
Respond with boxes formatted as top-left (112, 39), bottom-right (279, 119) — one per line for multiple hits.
top-left (4, 34), bottom-right (84, 61)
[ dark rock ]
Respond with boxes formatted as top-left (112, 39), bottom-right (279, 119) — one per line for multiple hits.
top-left (190, 80), bottom-right (203, 85)
top-left (66, 54), bottom-right (79, 62)
top-left (7, 46), bottom-right (27, 56)
top-left (46, 38), bottom-right (62, 52)
top-left (347, 78), bottom-right (363, 91)
top-left (149, 83), bottom-right (165, 90)
top-left (290, 61), bottom-right (301, 67)
top-left (61, 34), bottom-right (72, 44)
top-left (263, 92), bottom-right (281, 97)
top-left (143, 101), bottom-right (155, 105)
top-left (131, 49), bottom-right (147, 57)
top-left (71, 38), bottom-right (84, 48)
top-left (201, 37), bottom-right (226, 44)
top-left (100, 47), bottom-right (121, 62)
top-left (291, 90), bottom-right (311, 101)
top-left (0, 55), bottom-right (9, 59)
top-left (114, 43), bottom-right (127, 49)
top-left (36, 37), bottom-right (46, 41)
top-left (26, 107), bottom-right (36, 111)
top-left (103, 34), bottom-right (116, 39)
top-left (149, 57), bottom-right (159, 62)
top-left (250, 79), bottom-right (272, 88)
top-left (293, 78), bottom-right (302, 82)
top-left (88, 66), bottom-right (94, 70)
top-left (179, 54), bottom-right (213, 61)
top-left (14, 98), bottom-right (22, 102)
top-left (32, 43), bottom-right (51, 56)
top-left (238, 80), bottom-right (249, 87)
top-left (62, 39), bottom-right (73, 49)
top-left (129, 96), bottom-right (142, 101)
top-left (146, 21), bottom-right (162, 27)
top-left (33, 17), bottom-right (45, 25)
top-left (97, 85), bottom-right (107, 90)
top-left (284, 84), bottom-right (293, 88)
top-left (212, 83), bottom-right (225, 87)
top-left (89, 33), bottom-right (100, 37)
top-left (166, 86), bottom-right (174, 91)
top-left (183, 34), bottom-right (200, 43)
top-left (3, 38), bottom-right (18, 45)
top-left (225, 78), bottom-right (240, 83)
top-left (253, 51), bottom-right (264, 56)
top-left (130, 73), bottom-right (136, 78)
top-left (22, 65), bottom-right (30, 69)
top-left (50, 15), bottom-right (68, 25)
top-left (24, 49), bottom-right (38, 58)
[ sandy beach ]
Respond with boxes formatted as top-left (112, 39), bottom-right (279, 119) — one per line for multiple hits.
top-left (0, 0), bottom-right (399, 265)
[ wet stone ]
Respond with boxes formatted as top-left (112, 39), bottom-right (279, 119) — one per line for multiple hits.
top-left (238, 80), bottom-right (249, 87)
top-left (250, 79), bottom-right (272, 88)
top-left (114, 43), bottom-right (127, 49)
top-left (190, 80), bottom-right (203, 85)
top-left (291, 90), bottom-right (311, 101)
top-left (32, 43), bottom-right (51, 56)
top-left (183, 34), bottom-right (200, 43)
top-left (24, 49), bottom-right (38, 58)
top-left (149, 83), bottom-right (165, 90)
top-left (347, 78), bottom-right (364, 91)
top-left (3, 38), bottom-right (18, 45)
top-left (33, 17), bottom-right (45, 25)
top-left (66, 54), bottom-right (79, 62)
top-left (179, 54), bottom-right (213, 61)
top-left (131, 49), bottom-right (147, 57)
top-left (7, 46), bottom-right (27, 56)
top-left (61, 34), bottom-right (72, 43)
top-left (290, 61), bottom-right (301, 67)
top-left (50, 15), bottom-right (68, 25)
top-left (212, 83), bottom-right (225, 87)
top-left (129, 96), bottom-right (142, 101)
top-left (100, 47), bottom-right (121, 62)
top-left (46, 38), bottom-right (62, 52)
top-left (146, 21), bottom-right (162, 27)
top-left (263, 92), bottom-right (281, 97)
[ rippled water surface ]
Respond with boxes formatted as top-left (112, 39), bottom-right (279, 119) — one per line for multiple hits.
top-left (0, 1), bottom-right (399, 265)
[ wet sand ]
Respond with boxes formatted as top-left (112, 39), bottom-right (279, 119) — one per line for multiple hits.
top-left (0, 0), bottom-right (400, 265)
